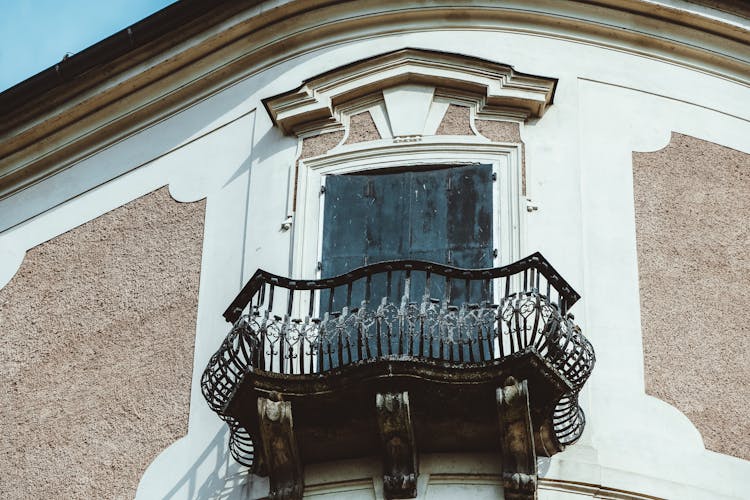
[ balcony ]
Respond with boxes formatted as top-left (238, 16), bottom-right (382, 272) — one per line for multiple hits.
top-left (202, 253), bottom-right (594, 500)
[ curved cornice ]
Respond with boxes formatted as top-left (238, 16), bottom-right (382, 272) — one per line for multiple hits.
top-left (262, 48), bottom-right (557, 135)
top-left (0, 0), bottom-right (747, 204)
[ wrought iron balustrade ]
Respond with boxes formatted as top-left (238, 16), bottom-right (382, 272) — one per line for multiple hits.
top-left (202, 252), bottom-right (594, 470)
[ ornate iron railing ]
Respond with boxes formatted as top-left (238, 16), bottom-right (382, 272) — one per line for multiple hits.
top-left (202, 253), bottom-right (594, 467)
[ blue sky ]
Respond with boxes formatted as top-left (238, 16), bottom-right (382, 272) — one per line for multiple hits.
top-left (0, 0), bottom-right (175, 92)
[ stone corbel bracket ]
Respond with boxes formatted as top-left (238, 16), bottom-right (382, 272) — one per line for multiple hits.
top-left (263, 48), bottom-right (557, 137)
top-left (497, 377), bottom-right (538, 500)
top-left (376, 391), bottom-right (418, 499)
top-left (257, 397), bottom-right (304, 500)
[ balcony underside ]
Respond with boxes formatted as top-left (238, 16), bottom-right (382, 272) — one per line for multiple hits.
top-left (227, 349), bottom-right (570, 464)
top-left (218, 350), bottom-right (571, 499)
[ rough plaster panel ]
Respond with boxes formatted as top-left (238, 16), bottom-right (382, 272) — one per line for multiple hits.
top-left (345, 111), bottom-right (381, 144)
top-left (294, 131), bottom-right (345, 210)
top-left (475, 119), bottom-right (525, 195)
top-left (300, 131), bottom-right (344, 159)
top-left (436, 104), bottom-right (474, 136)
top-left (475, 119), bottom-right (522, 142)
top-left (633, 132), bottom-right (750, 460)
top-left (0, 187), bottom-right (205, 499)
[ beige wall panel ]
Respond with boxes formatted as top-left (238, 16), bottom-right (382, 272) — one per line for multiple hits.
top-left (0, 187), bottom-right (205, 499)
top-left (633, 132), bottom-right (750, 460)
top-left (475, 119), bottom-right (525, 194)
top-left (436, 104), bottom-right (474, 136)
top-left (301, 131), bottom-right (344, 159)
top-left (475, 120), bottom-right (521, 142)
top-left (294, 131), bottom-right (345, 209)
top-left (345, 111), bottom-right (381, 144)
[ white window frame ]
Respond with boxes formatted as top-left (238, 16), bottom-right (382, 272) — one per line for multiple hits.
top-left (290, 135), bottom-right (525, 287)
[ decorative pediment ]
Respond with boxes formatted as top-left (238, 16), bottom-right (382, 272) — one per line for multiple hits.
top-left (263, 49), bottom-right (557, 137)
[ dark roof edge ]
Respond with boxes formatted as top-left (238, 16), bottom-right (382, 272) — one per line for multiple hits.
top-left (1, 0), bottom-right (747, 121)
top-left (686, 0), bottom-right (750, 19)
top-left (0, 0), bottom-right (246, 116)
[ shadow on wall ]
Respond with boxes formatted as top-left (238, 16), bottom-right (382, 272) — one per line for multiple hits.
top-left (221, 120), bottom-right (291, 190)
top-left (161, 426), bottom-right (268, 500)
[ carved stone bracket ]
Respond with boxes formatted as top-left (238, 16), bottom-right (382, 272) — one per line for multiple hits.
top-left (376, 391), bottom-right (418, 499)
top-left (497, 377), bottom-right (538, 500)
top-left (257, 396), bottom-right (303, 500)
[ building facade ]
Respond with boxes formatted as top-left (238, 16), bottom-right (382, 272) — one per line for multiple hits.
top-left (0, 1), bottom-right (748, 499)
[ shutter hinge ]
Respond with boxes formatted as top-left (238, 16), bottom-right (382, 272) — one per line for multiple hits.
top-left (280, 215), bottom-right (293, 231)
top-left (317, 261), bottom-right (323, 271)
top-left (319, 185), bottom-right (326, 195)
top-left (493, 248), bottom-right (498, 258)
top-left (492, 172), bottom-right (497, 182)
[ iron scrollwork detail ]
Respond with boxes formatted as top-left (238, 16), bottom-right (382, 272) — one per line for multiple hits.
top-left (201, 253), bottom-right (595, 484)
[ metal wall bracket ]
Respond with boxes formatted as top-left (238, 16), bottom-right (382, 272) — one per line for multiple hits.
top-left (376, 391), bottom-right (418, 499)
top-left (257, 396), bottom-right (303, 500)
top-left (497, 377), bottom-right (538, 500)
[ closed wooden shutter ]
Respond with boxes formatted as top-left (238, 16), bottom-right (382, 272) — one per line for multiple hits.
top-left (322, 164), bottom-right (493, 307)
top-left (323, 164), bottom-right (493, 270)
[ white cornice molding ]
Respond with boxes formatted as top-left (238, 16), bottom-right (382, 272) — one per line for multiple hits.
top-left (2, 0), bottom-right (748, 207)
top-left (263, 49), bottom-right (557, 136)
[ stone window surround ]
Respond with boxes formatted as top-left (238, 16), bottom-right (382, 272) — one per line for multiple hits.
top-left (292, 137), bottom-right (524, 285)
top-left (260, 48), bottom-right (556, 284)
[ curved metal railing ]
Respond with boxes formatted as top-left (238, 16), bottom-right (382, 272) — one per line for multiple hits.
top-left (202, 253), bottom-right (594, 467)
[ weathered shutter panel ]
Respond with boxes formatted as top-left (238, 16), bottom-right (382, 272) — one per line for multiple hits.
top-left (321, 172), bottom-right (409, 280)
top-left (322, 164), bottom-right (493, 278)
top-left (443, 164), bottom-right (494, 269)
top-left (321, 164), bottom-right (493, 365)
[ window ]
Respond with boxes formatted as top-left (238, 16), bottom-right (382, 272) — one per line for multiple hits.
top-left (321, 164), bottom-right (494, 277)
top-left (291, 138), bottom-right (523, 286)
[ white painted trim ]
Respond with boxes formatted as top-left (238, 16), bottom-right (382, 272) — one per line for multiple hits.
top-left (424, 99), bottom-right (451, 136)
top-left (368, 101), bottom-right (393, 139)
top-left (382, 84), bottom-right (437, 137)
top-left (264, 48), bottom-right (556, 136)
top-left (302, 468), bottom-right (677, 499)
top-left (336, 96), bottom-right (392, 144)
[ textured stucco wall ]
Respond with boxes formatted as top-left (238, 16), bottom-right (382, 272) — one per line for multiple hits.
top-left (0, 187), bottom-right (205, 499)
top-left (300, 131), bottom-right (344, 159)
top-left (475, 119), bottom-right (525, 194)
top-left (294, 131), bottom-right (345, 210)
top-left (436, 104), bottom-right (474, 135)
top-left (475, 120), bottom-right (521, 142)
top-left (345, 111), bottom-right (380, 144)
top-left (633, 132), bottom-right (750, 460)
top-left (433, 111), bottom-right (527, 192)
